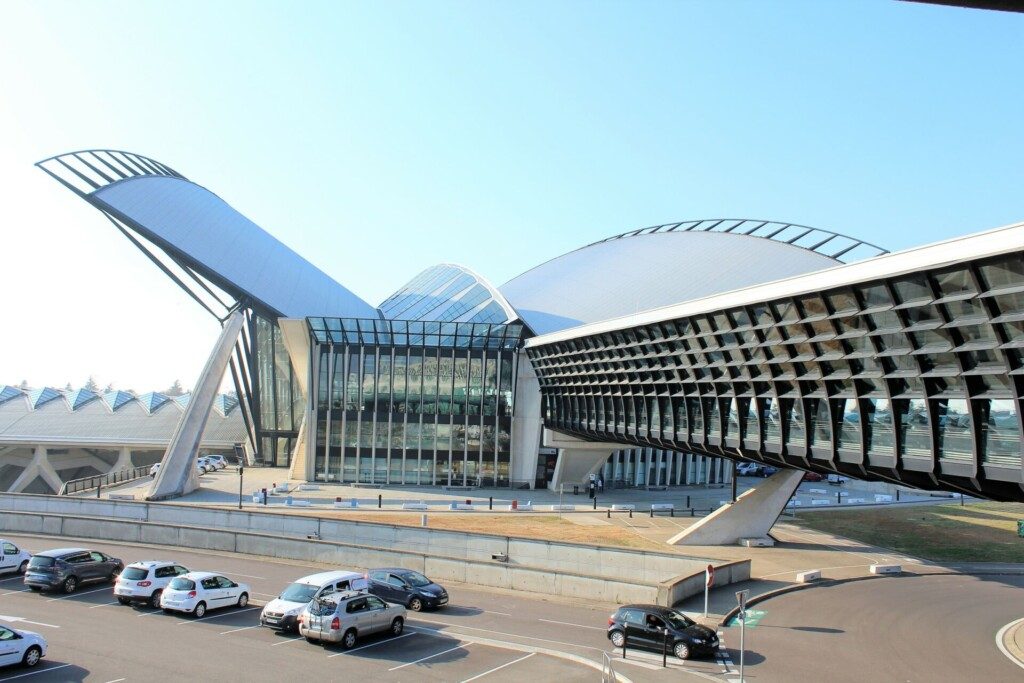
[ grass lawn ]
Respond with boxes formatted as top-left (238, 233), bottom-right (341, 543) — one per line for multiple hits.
top-left (795, 501), bottom-right (1024, 563)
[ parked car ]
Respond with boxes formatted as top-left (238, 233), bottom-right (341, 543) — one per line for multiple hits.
top-left (0, 624), bottom-right (46, 669)
top-left (735, 462), bottom-right (760, 476)
top-left (204, 455), bottom-right (227, 470)
top-left (197, 458), bottom-right (213, 473)
top-left (160, 572), bottom-right (250, 618)
top-left (261, 570), bottom-right (368, 632)
top-left (114, 561), bottom-right (190, 608)
top-left (607, 604), bottom-right (718, 660)
top-left (150, 463), bottom-right (161, 477)
top-left (0, 539), bottom-right (31, 576)
top-left (298, 592), bottom-right (405, 649)
top-left (23, 548), bottom-right (123, 594)
top-left (827, 474), bottom-right (850, 486)
top-left (195, 461), bottom-right (209, 475)
top-left (367, 568), bottom-right (448, 611)
top-left (802, 471), bottom-right (825, 482)
top-left (760, 466), bottom-right (779, 477)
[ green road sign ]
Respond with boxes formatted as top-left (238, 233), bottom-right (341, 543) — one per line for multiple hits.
top-left (726, 608), bottom-right (767, 628)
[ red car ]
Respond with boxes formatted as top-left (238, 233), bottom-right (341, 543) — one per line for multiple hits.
top-left (802, 471), bottom-right (825, 482)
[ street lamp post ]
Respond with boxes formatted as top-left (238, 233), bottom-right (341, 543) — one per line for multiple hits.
top-left (237, 465), bottom-right (244, 510)
top-left (735, 589), bottom-right (749, 683)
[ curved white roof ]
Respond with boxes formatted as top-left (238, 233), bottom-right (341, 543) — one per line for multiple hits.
top-left (91, 176), bottom-right (376, 319)
top-left (500, 230), bottom-right (841, 335)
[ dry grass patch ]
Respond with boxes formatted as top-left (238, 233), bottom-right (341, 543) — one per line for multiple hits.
top-left (795, 502), bottom-right (1024, 563)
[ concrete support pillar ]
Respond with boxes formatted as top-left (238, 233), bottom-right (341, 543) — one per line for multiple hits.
top-left (10, 446), bottom-right (63, 494)
top-left (148, 310), bottom-right (245, 501)
top-left (543, 429), bottom-right (622, 492)
top-left (112, 446), bottom-right (133, 472)
top-left (668, 468), bottom-right (804, 546)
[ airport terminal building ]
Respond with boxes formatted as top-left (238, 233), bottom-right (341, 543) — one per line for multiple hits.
top-left (36, 150), bottom-right (1023, 500)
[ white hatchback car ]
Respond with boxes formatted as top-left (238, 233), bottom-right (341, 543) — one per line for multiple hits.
top-left (204, 455), bottom-right (227, 470)
top-left (0, 624), bottom-right (46, 669)
top-left (149, 463), bottom-right (161, 477)
top-left (0, 540), bottom-right (31, 576)
top-left (160, 572), bottom-right (250, 618)
top-left (115, 561), bottom-right (190, 608)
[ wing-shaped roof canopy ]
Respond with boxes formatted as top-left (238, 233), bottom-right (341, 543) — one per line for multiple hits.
top-left (379, 263), bottom-right (518, 326)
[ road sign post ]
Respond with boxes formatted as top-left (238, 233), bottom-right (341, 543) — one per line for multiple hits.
top-left (704, 564), bottom-right (715, 618)
top-left (736, 589), bottom-right (749, 683)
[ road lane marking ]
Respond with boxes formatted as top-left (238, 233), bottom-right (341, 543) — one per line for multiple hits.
top-left (89, 601), bottom-right (121, 609)
top-left (220, 625), bottom-right (260, 634)
top-left (103, 679), bottom-right (127, 683)
top-left (0, 663), bottom-right (72, 681)
top-left (538, 618), bottom-right (605, 631)
top-left (175, 605), bottom-right (260, 624)
top-left (996, 617), bottom-right (1024, 672)
top-left (47, 586), bottom-right (112, 602)
top-left (483, 610), bottom-right (512, 616)
top-left (0, 615), bottom-right (60, 629)
top-left (327, 632), bottom-right (413, 657)
top-left (388, 643), bottom-right (470, 671)
top-left (410, 617), bottom-right (605, 653)
top-left (271, 636), bottom-right (303, 646)
top-left (460, 652), bottom-right (535, 682)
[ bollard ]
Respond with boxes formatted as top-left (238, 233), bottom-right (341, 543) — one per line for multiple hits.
top-left (489, 496), bottom-right (493, 510)
top-left (466, 498), bottom-right (471, 505)
top-left (662, 628), bottom-right (668, 668)
top-left (97, 481), bottom-right (101, 499)
top-left (511, 499), bottom-right (518, 510)
top-left (593, 497), bottom-right (597, 510)
top-left (420, 514), bottom-right (428, 527)
top-left (690, 508), bottom-right (695, 517)
top-left (607, 509), bottom-right (611, 519)
top-left (378, 494), bottom-right (382, 508)
top-left (650, 508), bottom-right (654, 518)
top-left (896, 489), bottom-right (901, 502)
top-left (628, 509), bottom-right (632, 518)
top-left (335, 496), bottom-right (341, 503)
top-left (837, 491), bottom-right (841, 505)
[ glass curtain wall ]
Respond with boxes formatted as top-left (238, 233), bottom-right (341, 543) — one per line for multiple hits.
top-left (255, 315), bottom-right (303, 466)
top-left (310, 318), bottom-right (523, 486)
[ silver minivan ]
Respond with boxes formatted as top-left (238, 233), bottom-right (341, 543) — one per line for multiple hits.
top-left (298, 593), bottom-right (405, 649)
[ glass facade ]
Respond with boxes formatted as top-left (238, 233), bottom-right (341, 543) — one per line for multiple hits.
top-left (528, 252), bottom-right (1024, 499)
top-left (378, 264), bottom-right (515, 325)
top-left (254, 315), bottom-right (303, 466)
top-left (309, 318), bottom-right (524, 485)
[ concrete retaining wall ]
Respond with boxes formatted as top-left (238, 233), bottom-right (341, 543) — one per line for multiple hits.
top-left (0, 492), bottom-right (750, 605)
top-left (0, 510), bottom-right (657, 604)
top-left (656, 560), bottom-right (751, 607)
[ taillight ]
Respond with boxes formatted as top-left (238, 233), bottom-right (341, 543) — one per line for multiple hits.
top-left (138, 581), bottom-right (152, 587)
top-left (608, 617), bottom-right (615, 626)
top-left (187, 590), bottom-right (197, 598)
top-left (330, 616), bottom-right (340, 630)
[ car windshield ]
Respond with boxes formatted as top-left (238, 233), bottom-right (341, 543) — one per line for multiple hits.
top-left (28, 556), bottom-right (54, 568)
top-left (122, 567), bottom-right (148, 580)
top-left (663, 610), bottom-right (696, 629)
top-left (168, 577), bottom-right (195, 590)
top-left (401, 572), bottom-right (432, 587)
top-left (279, 582), bottom-right (319, 603)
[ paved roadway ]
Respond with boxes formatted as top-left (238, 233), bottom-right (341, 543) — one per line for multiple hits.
top-left (0, 533), bottom-right (727, 682)
top-left (728, 572), bottom-right (1024, 682)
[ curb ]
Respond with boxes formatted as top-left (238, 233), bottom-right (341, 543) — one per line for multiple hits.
top-left (997, 617), bottom-right (1024, 672)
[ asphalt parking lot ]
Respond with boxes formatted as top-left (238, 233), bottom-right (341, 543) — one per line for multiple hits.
top-left (0, 533), bottom-right (729, 682)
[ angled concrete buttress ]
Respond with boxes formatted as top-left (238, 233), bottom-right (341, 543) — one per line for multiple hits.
top-left (668, 468), bottom-right (804, 546)
top-left (147, 310), bottom-right (246, 501)
top-left (543, 429), bottom-right (622, 492)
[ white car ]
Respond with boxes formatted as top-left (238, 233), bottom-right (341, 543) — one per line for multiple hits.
top-left (204, 455), bottom-right (227, 470)
top-left (150, 463), bottom-right (162, 477)
top-left (261, 570), bottom-right (369, 632)
top-left (114, 561), bottom-right (190, 608)
top-left (0, 540), bottom-right (31, 576)
top-left (0, 624), bottom-right (46, 669)
top-left (160, 572), bottom-right (250, 618)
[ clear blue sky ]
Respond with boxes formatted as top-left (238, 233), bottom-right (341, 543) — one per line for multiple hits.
top-left (2, 0), bottom-right (1022, 391)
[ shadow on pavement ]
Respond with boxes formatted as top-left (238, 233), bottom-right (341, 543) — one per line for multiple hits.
top-left (0, 662), bottom-right (90, 682)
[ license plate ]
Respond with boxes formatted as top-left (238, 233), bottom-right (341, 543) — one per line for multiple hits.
top-left (115, 589), bottom-right (129, 595)
top-left (266, 618), bottom-right (279, 624)
top-left (439, 597), bottom-right (448, 604)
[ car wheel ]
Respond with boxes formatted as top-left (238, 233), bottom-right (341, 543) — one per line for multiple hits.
top-left (28, 586), bottom-right (41, 592)
top-left (162, 608), bottom-right (173, 614)
top-left (117, 597), bottom-right (131, 606)
top-left (237, 592), bottom-right (249, 608)
top-left (610, 630), bottom-right (625, 648)
top-left (22, 645), bottom-right (42, 668)
top-left (341, 628), bottom-right (358, 650)
top-left (62, 576), bottom-right (78, 594)
top-left (391, 617), bottom-right (404, 636)
top-left (674, 642), bottom-right (691, 660)
top-left (408, 597), bottom-right (423, 612)
top-left (306, 636), bottom-right (318, 644)
top-left (149, 590), bottom-right (162, 609)
top-left (193, 601), bottom-right (207, 618)
top-left (18, 560), bottom-right (28, 574)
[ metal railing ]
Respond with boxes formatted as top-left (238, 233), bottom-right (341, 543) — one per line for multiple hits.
top-left (601, 652), bottom-right (618, 683)
top-left (59, 465), bottom-right (152, 496)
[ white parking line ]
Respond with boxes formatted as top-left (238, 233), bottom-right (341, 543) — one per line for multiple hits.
top-left (271, 636), bottom-right (303, 646)
top-left (46, 586), bottom-right (112, 602)
top-left (537, 618), bottom-right (605, 631)
top-left (175, 606), bottom-right (260, 624)
top-left (220, 625), bottom-right (260, 635)
top-left (326, 632), bottom-right (413, 657)
top-left (0, 589), bottom-right (31, 596)
top-left (460, 652), bottom-right (535, 682)
top-left (254, 592), bottom-right (278, 598)
top-left (0, 576), bottom-right (25, 584)
top-left (103, 678), bottom-right (127, 683)
top-left (410, 617), bottom-right (605, 653)
top-left (224, 572), bottom-right (265, 579)
top-left (388, 643), bottom-right (470, 671)
top-left (0, 663), bottom-right (72, 680)
top-left (0, 616), bottom-right (59, 629)
top-left (89, 601), bottom-right (121, 609)
top-left (483, 610), bottom-right (512, 617)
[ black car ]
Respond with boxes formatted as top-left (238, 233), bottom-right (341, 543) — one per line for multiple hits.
top-left (367, 568), bottom-right (448, 611)
top-left (23, 548), bottom-right (123, 594)
top-left (607, 604), bottom-right (718, 660)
